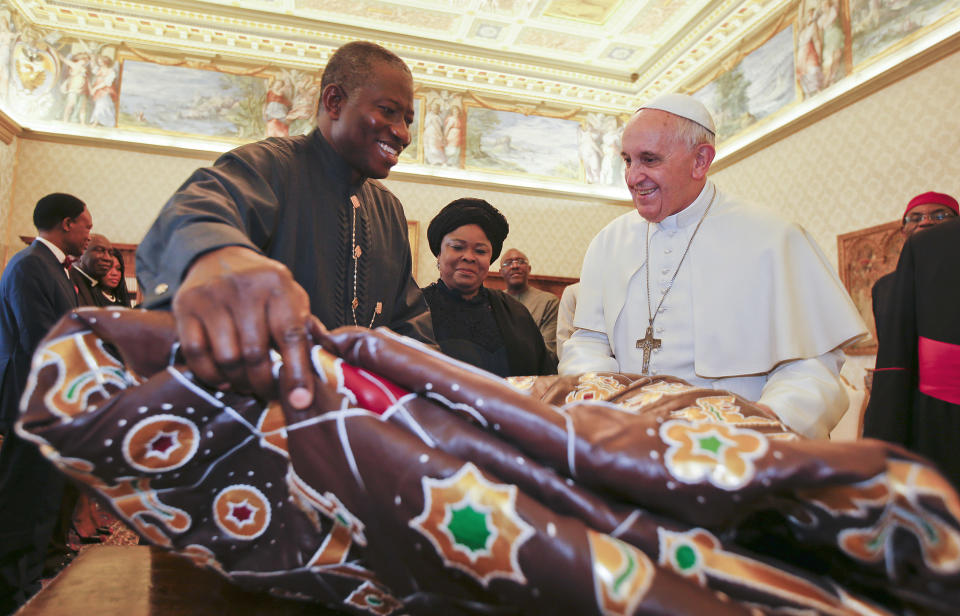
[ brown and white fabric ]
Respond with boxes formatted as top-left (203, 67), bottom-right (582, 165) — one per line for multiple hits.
top-left (16, 308), bottom-right (960, 615)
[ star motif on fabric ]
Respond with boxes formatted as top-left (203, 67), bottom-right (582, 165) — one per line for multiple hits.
top-left (694, 434), bottom-right (725, 455)
top-left (145, 430), bottom-right (180, 460)
top-left (446, 502), bottom-right (494, 555)
top-left (226, 499), bottom-right (258, 528)
top-left (213, 484), bottom-right (271, 540)
top-left (410, 462), bottom-right (533, 587)
top-left (660, 420), bottom-right (768, 490)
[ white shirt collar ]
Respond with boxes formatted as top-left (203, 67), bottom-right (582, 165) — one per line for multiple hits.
top-left (653, 181), bottom-right (715, 232)
top-left (35, 236), bottom-right (67, 264)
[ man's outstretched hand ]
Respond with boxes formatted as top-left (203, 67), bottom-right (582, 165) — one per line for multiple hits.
top-left (172, 246), bottom-right (325, 409)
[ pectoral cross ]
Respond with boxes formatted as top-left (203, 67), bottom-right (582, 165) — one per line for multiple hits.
top-left (636, 325), bottom-right (661, 375)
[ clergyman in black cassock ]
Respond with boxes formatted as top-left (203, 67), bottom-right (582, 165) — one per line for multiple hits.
top-left (864, 217), bottom-right (960, 490)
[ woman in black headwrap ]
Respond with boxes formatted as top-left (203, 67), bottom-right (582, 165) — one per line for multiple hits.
top-left (422, 198), bottom-right (556, 377)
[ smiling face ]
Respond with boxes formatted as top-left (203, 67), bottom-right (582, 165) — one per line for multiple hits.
top-left (902, 203), bottom-right (957, 237)
top-left (62, 207), bottom-right (93, 257)
top-left (438, 224), bottom-right (492, 300)
top-left (620, 110), bottom-right (713, 223)
top-left (324, 61), bottom-right (414, 183)
top-left (102, 255), bottom-right (123, 290)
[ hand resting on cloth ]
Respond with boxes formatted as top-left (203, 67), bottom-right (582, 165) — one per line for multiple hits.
top-left (15, 308), bottom-right (960, 615)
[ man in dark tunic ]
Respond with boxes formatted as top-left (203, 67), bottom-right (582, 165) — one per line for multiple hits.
top-left (137, 41), bottom-right (435, 410)
top-left (871, 191), bottom-right (957, 347)
top-left (864, 217), bottom-right (960, 490)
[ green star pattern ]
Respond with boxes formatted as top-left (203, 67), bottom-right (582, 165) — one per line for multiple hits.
top-left (447, 504), bottom-right (491, 553)
top-left (697, 435), bottom-right (724, 455)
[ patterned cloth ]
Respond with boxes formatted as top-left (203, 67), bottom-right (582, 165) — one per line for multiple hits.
top-left (16, 308), bottom-right (960, 615)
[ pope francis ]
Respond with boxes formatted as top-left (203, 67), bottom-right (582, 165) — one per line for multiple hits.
top-left (559, 94), bottom-right (867, 439)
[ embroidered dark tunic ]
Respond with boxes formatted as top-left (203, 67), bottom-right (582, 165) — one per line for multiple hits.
top-left (422, 280), bottom-right (556, 377)
top-left (136, 129), bottom-right (434, 344)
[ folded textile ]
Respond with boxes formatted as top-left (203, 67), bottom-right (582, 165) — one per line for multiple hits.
top-left (16, 308), bottom-right (960, 615)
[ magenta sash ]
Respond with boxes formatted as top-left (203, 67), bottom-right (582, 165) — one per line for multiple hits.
top-left (919, 336), bottom-right (960, 404)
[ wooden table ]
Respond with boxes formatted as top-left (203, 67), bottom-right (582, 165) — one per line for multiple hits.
top-left (17, 546), bottom-right (344, 615)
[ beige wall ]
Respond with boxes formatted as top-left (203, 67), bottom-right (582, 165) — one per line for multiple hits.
top-left (9, 140), bottom-right (215, 252)
top-left (5, 139), bottom-right (629, 285)
top-left (0, 134), bottom-right (18, 269)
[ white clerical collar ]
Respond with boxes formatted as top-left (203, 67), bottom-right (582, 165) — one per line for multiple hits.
top-left (653, 181), bottom-right (715, 232)
top-left (35, 236), bottom-right (67, 264)
top-left (72, 264), bottom-right (98, 286)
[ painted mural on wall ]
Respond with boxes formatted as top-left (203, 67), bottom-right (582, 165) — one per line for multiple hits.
top-left (796, 0), bottom-right (848, 96)
top-left (399, 98), bottom-right (421, 164)
top-left (418, 90), bottom-right (463, 167)
top-left (692, 0), bottom-right (959, 144)
top-left (851, 0), bottom-right (960, 66)
top-left (466, 107), bottom-right (581, 181)
top-left (694, 26), bottom-right (797, 142)
top-left (119, 61), bottom-right (267, 140)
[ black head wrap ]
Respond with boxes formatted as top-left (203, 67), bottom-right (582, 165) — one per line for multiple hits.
top-left (427, 198), bottom-right (509, 261)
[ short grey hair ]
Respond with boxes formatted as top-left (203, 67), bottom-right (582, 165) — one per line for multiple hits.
top-left (671, 114), bottom-right (715, 150)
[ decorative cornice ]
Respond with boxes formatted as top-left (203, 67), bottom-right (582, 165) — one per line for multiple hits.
top-left (0, 107), bottom-right (22, 144)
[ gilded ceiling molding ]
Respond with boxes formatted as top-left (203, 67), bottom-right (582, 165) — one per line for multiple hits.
top-left (633, 0), bottom-right (792, 103)
top-left (0, 107), bottom-right (21, 144)
top-left (463, 91), bottom-right (581, 121)
top-left (120, 42), bottom-right (274, 76)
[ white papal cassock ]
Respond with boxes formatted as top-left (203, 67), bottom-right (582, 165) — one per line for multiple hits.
top-left (560, 181), bottom-right (867, 439)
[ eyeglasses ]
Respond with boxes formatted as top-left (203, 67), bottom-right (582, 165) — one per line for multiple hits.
top-left (903, 210), bottom-right (956, 224)
top-left (501, 258), bottom-right (528, 268)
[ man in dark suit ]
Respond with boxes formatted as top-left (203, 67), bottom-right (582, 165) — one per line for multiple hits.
top-left (70, 233), bottom-right (114, 307)
top-left (0, 193), bottom-right (92, 614)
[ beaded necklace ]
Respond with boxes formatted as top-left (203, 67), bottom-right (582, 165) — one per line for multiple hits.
top-left (349, 195), bottom-right (382, 328)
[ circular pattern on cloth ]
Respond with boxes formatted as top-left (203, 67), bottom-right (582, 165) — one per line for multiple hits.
top-left (213, 484), bottom-right (271, 540)
top-left (122, 414), bottom-right (200, 472)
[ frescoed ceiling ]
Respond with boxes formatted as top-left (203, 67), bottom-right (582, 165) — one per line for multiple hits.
top-left (9, 0), bottom-right (795, 114)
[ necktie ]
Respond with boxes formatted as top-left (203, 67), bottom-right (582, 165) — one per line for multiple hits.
top-left (63, 256), bottom-right (79, 296)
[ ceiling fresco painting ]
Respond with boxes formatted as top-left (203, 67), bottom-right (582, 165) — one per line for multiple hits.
top-left (0, 0), bottom-right (958, 197)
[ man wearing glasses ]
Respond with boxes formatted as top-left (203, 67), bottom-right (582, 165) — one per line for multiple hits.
top-left (871, 191), bottom-right (958, 346)
top-left (499, 248), bottom-right (560, 359)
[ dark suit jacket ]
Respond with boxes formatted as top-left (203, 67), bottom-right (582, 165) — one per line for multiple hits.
top-left (70, 265), bottom-right (108, 307)
top-left (0, 241), bottom-right (79, 430)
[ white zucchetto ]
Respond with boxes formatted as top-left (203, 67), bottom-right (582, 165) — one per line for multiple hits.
top-left (638, 93), bottom-right (716, 134)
